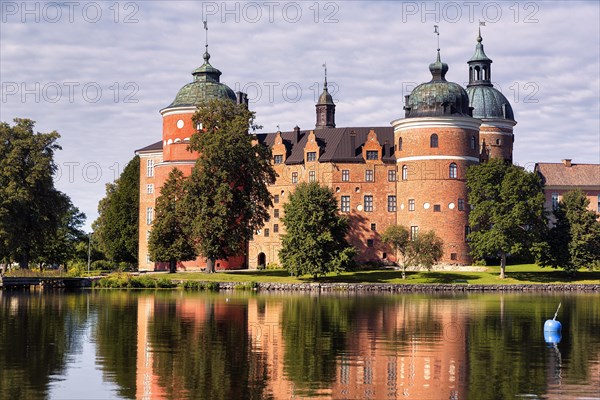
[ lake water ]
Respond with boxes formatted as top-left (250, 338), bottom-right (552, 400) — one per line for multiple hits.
top-left (0, 290), bottom-right (598, 399)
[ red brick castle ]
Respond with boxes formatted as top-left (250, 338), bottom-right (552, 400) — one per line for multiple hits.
top-left (136, 30), bottom-right (517, 271)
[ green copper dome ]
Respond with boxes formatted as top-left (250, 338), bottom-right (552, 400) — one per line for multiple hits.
top-left (166, 50), bottom-right (236, 109)
top-left (404, 51), bottom-right (472, 118)
top-left (466, 30), bottom-right (515, 121)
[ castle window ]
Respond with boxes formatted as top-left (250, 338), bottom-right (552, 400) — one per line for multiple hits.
top-left (307, 151), bottom-right (317, 162)
top-left (430, 134), bottom-right (438, 148)
top-left (475, 66), bottom-right (481, 80)
top-left (367, 239), bottom-right (374, 248)
top-left (146, 254), bottom-right (151, 264)
top-left (471, 136), bottom-right (476, 150)
top-left (309, 170), bottom-right (316, 182)
top-left (146, 207), bottom-right (153, 225)
top-left (398, 137), bottom-right (403, 151)
top-left (146, 159), bottom-right (154, 177)
top-left (410, 226), bottom-right (419, 240)
top-left (551, 193), bottom-right (559, 210)
top-left (465, 225), bottom-right (471, 242)
top-left (264, 228), bottom-right (269, 237)
top-left (341, 196), bottom-right (350, 212)
top-left (458, 198), bottom-right (465, 211)
top-left (273, 224), bottom-right (279, 233)
top-left (371, 223), bottom-right (377, 231)
top-left (274, 209), bottom-right (279, 218)
top-left (147, 184), bottom-right (154, 194)
top-left (274, 195), bottom-right (279, 204)
top-left (342, 169), bottom-right (349, 181)
top-left (388, 195), bottom-right (397, 212)
top-left (274, 155), bottom-right (283, 164)
top-left (408, 199), bottom-right (415, 211)
top-left (449, 163), bottom-right (458, 179)
top-left (433, 204), bottom-right (441, 212)
top-left (597, 194), bottom-right (600, 212)
top-left (496, 138), bottom-right (501, 145)
top-left (365, 169), bottom-right (374, 182)
top-left (402, 165), bottom-right (408, 180)
top-left (388, 169), bottom-right (396, 182)
top-left (451, 253), bottom-right (458, 261)
top-left (364, 195), bottom-right (373, 212)
top-left (292, 172), bottom-right (298, 184)
top-left (366, 150), bottom-right (378, 160)
top-left (146, 231), bottom-right (151, 243)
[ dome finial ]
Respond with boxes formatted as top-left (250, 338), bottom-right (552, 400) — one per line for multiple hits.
top-left (203, 20), bottom-right (210, 63)
top-left (322, 62), bottom-right (328, 89)
top-left (477, 20), bottom-right (485, 43)
top-left (434, 24), bottom-right (440, 52)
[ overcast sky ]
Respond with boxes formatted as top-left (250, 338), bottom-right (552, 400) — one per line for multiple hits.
top-left (1, 1), bottom-right (599, 230)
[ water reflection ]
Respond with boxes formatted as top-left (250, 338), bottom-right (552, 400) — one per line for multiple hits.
top-left (0, 291), bottom-right (599, 399)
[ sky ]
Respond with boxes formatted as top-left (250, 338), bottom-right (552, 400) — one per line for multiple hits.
top-left (1, 0), bottom-right (599, 231)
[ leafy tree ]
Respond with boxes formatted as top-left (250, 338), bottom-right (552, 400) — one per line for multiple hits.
top-left (279, 182), bottom-right (355, 278)
top-left (36, 194), bottom-right (86, 269)
top-left (382, 225), bottom-right (444, 279)
top-left (92, 156), bottom-right (139, 266)
top-left (185, 99), bottom-right (276, 273)
top-left (148, 168), bottom-right (196, 273)
top-left (467, 158), bottom-right (547, 278)
top-left (536, 190), bottom-right (600, 273)
top-left (0, 118), bottom-right (70, 268)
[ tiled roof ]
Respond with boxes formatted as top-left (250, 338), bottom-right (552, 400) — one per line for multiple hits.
top-left (256, 127), bottom-right (395, 165)
top-left (135, 141), bottom-right (163, 153)
top-left (535, 163), bottom-right (600, 187)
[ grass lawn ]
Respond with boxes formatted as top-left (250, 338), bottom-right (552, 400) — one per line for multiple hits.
top-left (152, 264), bottom-right (600, 285)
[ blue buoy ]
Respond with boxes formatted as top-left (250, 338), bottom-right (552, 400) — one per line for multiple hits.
top-left (544, 302), bottom-right (562, 342)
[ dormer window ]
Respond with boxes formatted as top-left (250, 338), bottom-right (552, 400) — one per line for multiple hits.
top-left (307, 152), bottom-right (317, 162)
top-left (274, 155), bottom-right (283, 164)
top-left (366, 150), bottom-right (378, 160)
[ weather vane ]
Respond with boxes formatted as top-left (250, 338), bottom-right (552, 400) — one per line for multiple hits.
top-left (433, 25), bottom-right (440, 51)
top-left (203, 19), bottom-right (208, 50)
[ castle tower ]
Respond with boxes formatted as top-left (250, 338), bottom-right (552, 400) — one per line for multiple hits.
top-left (466, 29), bottom-right (516, 162)
top-left (315, 66), bottom-right (336, 129)
top-left (392, 51), bottom-right (481, 264)
top-left (137, 44), bottom-right (247, 271)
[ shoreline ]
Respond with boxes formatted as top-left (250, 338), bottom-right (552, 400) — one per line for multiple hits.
top-left (176, 281), bottom-right (600, 292)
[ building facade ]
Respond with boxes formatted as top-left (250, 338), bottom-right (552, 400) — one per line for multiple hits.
top-left (136, 32), bottom-right (517, 271)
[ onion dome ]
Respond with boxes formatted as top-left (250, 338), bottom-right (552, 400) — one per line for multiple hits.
top-left (166, 48), bottom-right (236, 108)
top-left (404, 51), bottom-right (472, 118)
top-left (466, 30), bottom-right (514, 120)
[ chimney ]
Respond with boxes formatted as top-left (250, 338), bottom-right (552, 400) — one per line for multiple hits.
top-left (350, 131), bottom-right (356, 157)
top-left (562, 159), bottom-right (572, 167)
top-left (294, 125), bottom-right (300, 142)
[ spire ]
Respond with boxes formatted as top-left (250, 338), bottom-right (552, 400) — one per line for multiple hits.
top-left (192, 20), bottom-right (222, 83)
top-left (315, 63), bottom-right (335, 129)
top-left (467, 22), bottom-right (493, 87)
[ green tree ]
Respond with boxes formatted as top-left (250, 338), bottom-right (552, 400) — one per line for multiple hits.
top-left (185, 99), bottom-right (276, 273)
top-left (382, 225), bottom-right (444, 279)
top-left (279, 182), bottom-right (355, 278)
top-left (92, 156), bottom-right (139, 266)
top-left (536, 190), bottom-right (600, 273)
top-left (467, 158), bottom-right (547, 278)
top-left (0, 118), bottom-right (69, 268)
top-left (148, 168), bottom-right (196, 273)
top-left (36, 194), bottom-right (86, 269)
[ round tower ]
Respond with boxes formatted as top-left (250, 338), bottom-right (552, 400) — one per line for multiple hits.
top-left (466, 29), bottom-right (516, 163)
top-left (392, 51), bottom-right (481, 264)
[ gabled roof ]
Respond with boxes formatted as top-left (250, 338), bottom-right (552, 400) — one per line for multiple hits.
top-left (135, 140), bottom-right (163, 153)
top-left (257, 127), bottom-right (395, 165)
top-left (535, 162), bottom-right (600, 187)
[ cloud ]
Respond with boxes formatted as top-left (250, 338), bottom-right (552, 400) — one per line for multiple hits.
top-left (1, 1), bottom-right (598, 230)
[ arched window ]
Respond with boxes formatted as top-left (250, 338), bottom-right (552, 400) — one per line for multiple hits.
top-left (402, 165), bottom-right (408, 180)
top-left (470, 135), bottom-right (476, 150)
top-left (474, 66), bottom-right (481, 80)
top-left (449, 163), bottom-right (457, 179)
top-left (430, 134), bottom-right (438, 148)
top-left (398, 137), bottom-right (403, 151)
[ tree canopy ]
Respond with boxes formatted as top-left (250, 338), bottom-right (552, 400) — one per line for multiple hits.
top-left (185, 99), bottom-right (276, 272)
top-left (536, 190), bottom-right (600, 273)
top-left (148, 168), bottom-right (196, 273)
top-left (92, 156), bottom-right (139, 265)
top-left (382, 224), bottom-right (444, 279)
top-left (0, 118), bottom-right (85, 268)
top-left (279, 182), bottom-right (355, 278)
top-left (466, 158), bottom-right (547, 278)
